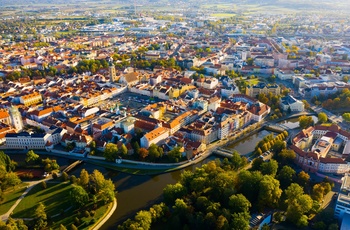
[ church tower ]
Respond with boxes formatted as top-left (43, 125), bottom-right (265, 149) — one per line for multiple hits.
top-left (109, 57), bottom-right (116, 83)
top-left (9, 106), bottom-right (23, 132)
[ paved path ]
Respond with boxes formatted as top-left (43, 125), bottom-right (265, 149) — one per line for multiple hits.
top-left (91, 198), bottom-right (117, 230)
top-left (0, 176), bottom-right (53, 222)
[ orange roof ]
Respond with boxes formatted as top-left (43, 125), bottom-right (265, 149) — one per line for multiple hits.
top-left (144, 127), bottom-right (169, 141)
top-left (0, 111), bottom-right (9, 119)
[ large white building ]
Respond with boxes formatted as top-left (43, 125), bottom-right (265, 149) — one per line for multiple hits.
top-left (140, 126), bottom-right (169, 148)
top-left (335, 174), bottom-right (350, 220)
top-left (5, 132), bottom-right (53, 150)
top-left (280, 95), bottom-right (305, 112)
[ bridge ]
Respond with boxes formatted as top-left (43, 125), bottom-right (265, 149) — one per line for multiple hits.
top-left (63, 160), bottom-right (83, 173)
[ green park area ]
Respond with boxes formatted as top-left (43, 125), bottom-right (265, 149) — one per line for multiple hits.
top-left (12, 183), bottom-right (73, 219)
top-left (0, 183), bottom-right (28, 215)
top-left (11, 178), bottom-right (113, 229)
top-left (246, 78), bottom-right (261, 86)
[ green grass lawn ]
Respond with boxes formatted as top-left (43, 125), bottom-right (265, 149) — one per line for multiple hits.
top-left (247, 78), bottom-right (261, 86)
top-left (0, 183), bottom-right (28, 215)
top-left (12, 182), bottom-right (113, 229)
top-left (52, 200), bottom-right (111, 230)
top-left (12, 182), bottom-right (73, 219)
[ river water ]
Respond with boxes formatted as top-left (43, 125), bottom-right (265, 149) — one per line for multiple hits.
top-left (278, 115), bottom-right (318, 129)
top-left (223, 129), bottom-right (274, 155)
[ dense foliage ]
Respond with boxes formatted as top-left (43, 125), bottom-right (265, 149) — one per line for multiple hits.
top-left (119, 130), bottom-right (336, 230)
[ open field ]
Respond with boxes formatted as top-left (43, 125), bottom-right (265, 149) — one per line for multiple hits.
top-left (211, 13), bottom-right (236, 18)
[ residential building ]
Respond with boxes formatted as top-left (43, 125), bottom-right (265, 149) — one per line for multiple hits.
top-left (245, 83), bottom-right (280, 98)
top-left (19, 92), bottom-right (43, 106)
top-left (280, 95), bottom-right (304, 112)
top-left (140, 126), bottom-right (169, 148)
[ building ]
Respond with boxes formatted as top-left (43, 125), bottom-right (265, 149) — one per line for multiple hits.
top-left (245, 83), bottom-right (280, 98)
top-left (280, 95), bottom-right (304, 112)
top-left (140, 126), bottom-right (169, 148)
top-left (335, 174), bottom-right (350, 220)
top-left (20, 92), bottom-right (43, 106)
top-left (110, 62), bottom-right (117, 83)
top-left (5, 132), bottom-right (52, 150)
top-left (292, 125), bottom-right (350, 174)
top-left (9, 106), bottom-right (23, 132)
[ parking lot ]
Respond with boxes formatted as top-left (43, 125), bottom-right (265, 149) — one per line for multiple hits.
top-left (98, 92), bottom-right (164, 115)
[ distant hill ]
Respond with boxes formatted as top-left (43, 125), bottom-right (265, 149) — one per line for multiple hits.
top-left (1, 0), bottom-right (349, 11)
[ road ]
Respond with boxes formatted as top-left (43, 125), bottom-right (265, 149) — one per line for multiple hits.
top-left (311, 105), bottom-right (349, 130)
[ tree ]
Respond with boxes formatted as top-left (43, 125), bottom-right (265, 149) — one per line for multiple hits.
top-left (318, 112), bottom-right (328, 123)
top-left (299, 115), bottom-right (314, 129)
top-left (34, 202), bottom-right (47, 230)
top-left (70, 224), bottom-right (78, 230)
top-left (272, 140), bottom-right (286, 154)
top-left (258, 175), bottom-right (282, 210)
top-left (277, 166), bottom-right (296, 189)
top-left (70, 185), bottom-right (89, 208)
top-left (231, 151), bottom-right (243, 170)
top-left (134, 210), bottom-right (152, 230)
top-left (0, 151), bottom-right (16, 172)
top-left (104, 143), bottom-right (118, 161)
top-left (297, 171), bottom-right (310, 189)
top-left (229, 194), bottom-right (251, 213)
top-left (1, 217), bottom-right (28, 230)
top-left (276, 149), bottom-right (295, 166)
top-left (231, 212), bottom-right (250, 230)
top-left (343, 113), bottom-right (350, 123)
top-left (25, 150), bottom-right (39, 165)
top-left (89, 170), bottom-right (115, 203)
top-left (79, 169), bottom-right (89, 188)
top-left (312, 182), bottom-right (331, 202)
top-left (168, 146), bottom-right (182, 162)
top-left (260, 159), bottom-right (278, 177)
top-left (163, 183), bottom-right (187, 205)
top-left (132, 141), bottom-right (140, 155)
top-left (148, 144), bottom-right (162, 161)
top-left (90, 141), bottom-right (96, 150)
top-left (251, 157), bottom-right (264, 171)
top-left (41, 181), bottom-right (47, 189)
top-left (118, 144), bottom-right (128, 156)
top-left (285, 183), bottom-right (313, 226)
top-left (61, 172), bottom-right (69, 181)
top-left (70, 175), bottom-right (77, 184)
top-left (138, 148), bottom-right (149, 160)
top-left (4, 172), bottom-right (21, 189)
top-left (246, 57), bottom-right (254, 66)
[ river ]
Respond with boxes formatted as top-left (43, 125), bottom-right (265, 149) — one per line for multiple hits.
top-left (223, 129), bottom-right (275, 155)
top-left (69, 156), bottom-right (217, 229)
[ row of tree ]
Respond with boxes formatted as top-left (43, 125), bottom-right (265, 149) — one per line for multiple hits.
top-left (253, 131), bottom-right (288, 156)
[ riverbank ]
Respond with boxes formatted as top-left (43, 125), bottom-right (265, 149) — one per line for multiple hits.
top-left (90, 198), bottom-right (117, 230)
